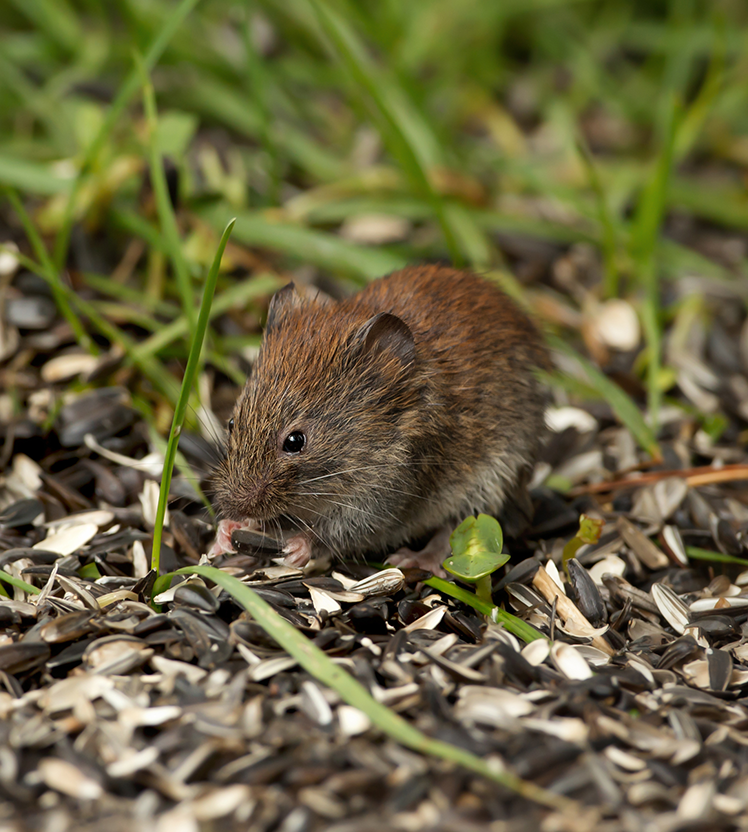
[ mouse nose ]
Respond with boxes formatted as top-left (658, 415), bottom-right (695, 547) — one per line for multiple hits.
top-left (231, 478), bottom-right (270, 520)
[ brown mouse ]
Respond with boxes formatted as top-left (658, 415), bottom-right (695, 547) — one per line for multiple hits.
top-left (209, 264), bottom-right (550, 575)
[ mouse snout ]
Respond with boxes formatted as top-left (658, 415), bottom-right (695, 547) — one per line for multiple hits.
top-left (217, 473), bottom-right (272, 522)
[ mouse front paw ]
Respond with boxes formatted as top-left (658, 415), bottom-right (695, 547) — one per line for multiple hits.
top-left (207, 519), bottom-right (241, 557)
top-left (282, 534), bottom-right (313, 568)
top-left (208, 518), bottom-right (261, 557)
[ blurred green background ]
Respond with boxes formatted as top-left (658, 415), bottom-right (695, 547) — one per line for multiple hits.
top-left (1, 0), bottom-right (747, 449)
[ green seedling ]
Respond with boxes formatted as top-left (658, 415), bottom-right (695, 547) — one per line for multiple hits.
top-left (443, 514), bottom-right (509, 605)
top-left (423, 576), bottom-right (545, 643)
top-left (562, 514), bottom-right (605, 578)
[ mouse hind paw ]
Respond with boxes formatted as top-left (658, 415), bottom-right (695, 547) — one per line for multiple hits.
top-left (386, 526), bottom-right (452, 578)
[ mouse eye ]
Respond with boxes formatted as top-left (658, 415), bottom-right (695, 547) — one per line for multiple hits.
top-left (228, 418), bottom-right (234, 435)
top-left (282, 431), bottom-right (306, 454)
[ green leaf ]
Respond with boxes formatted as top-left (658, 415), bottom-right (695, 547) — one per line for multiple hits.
top-left (0, 154), bottom-right (73, 195)
top-left (562, 514), bottom-right (605, 575)
top-left (77, 563), bottom-right (101, 581)
top-left (630, 93), bottom-right (680, 433)
top-left (156, 110), bottom-right (199, 159)
top-left (444, 514), bottom-right (508, 581)
top-left (177, 564), bottom-right (570, 812)
top-left (700, 413), bottom-right (728, 443)
top-left (151, 572), bottom-right (175, 598)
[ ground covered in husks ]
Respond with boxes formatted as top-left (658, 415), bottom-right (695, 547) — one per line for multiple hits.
top-left (4, 2), bottom-right (748, 827)
top-left (2, 228), bottom-right (748, 832)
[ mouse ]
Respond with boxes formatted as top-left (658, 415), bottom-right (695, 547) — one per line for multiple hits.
top-left (209, 264), bottom-right (550, 576)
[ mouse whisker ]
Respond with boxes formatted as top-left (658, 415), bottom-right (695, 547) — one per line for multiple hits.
top-left (297, 460), bottom-right (438, 487)
top-left (270, 516), bottom-right (284, 545)
top-left (292, 489), bottom-right (395, 522)
top-left (296, 466), bottom-right (392, 486)
top-left (282, 510), bottom-right (338, 557)
top-left (303, 483), bottom-right (433, 505)
top-left (332, 499), bottom-right (399, 524)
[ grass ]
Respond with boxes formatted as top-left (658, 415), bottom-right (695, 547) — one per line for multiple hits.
top-left (140, 62), bottom-right (196, 329)
top-left (3, 0), bottom-right (748, 811)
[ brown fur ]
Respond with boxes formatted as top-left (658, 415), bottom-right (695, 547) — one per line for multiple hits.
top-left (212, 265), bottom-right (550, 557)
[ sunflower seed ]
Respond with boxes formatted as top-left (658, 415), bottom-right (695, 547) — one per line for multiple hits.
top-left (651, 584), bottom-right (691, 634)
top-left (550, 642), bottom-right (593, 680)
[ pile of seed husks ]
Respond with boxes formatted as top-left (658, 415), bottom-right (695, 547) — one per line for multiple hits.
top-left (3, 253), bottom-right (748, 831)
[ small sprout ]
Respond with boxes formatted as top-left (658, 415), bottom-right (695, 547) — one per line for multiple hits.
top-left (562, 514), bottom-right (605, 577)
top-left (444, 514), bottom-right (508, 604)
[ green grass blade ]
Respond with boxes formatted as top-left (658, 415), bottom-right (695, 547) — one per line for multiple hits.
top-left (241, 9), bottom-right (282, 205)
top-left (548, 334), bottom-right (662, 460)
top-left (306, 0), bottom-right (475, 266)
top-left (205, 348), bottom-right (248, 388)
top-left (81, 272), bottom-right (180, 318)
top-left (0, 571), bottom-right (41, 596)
top-left (52, 0), bottom-right (202, 272)
top-left (630, 93), bottom-right (680, 434)
top-left (667, 179), bottom-right (748, 231)
top-left (66, 293), bottom-right (182, 404)
top-left (687, 547), bottom-right (748, 567)
top-left (146, 427), bottom-right (214, 517)
top-left (7, 0), bottom-right (82, 54)
top-left (150, 218), bottom-right (235, 575)
top-left (140, 60), bottom-right (196, 328)
top-left (4, 188), bottom-right (96, 355)
top-left (8, 243), bottom-right (182, 403)
top-left (0, 154), bottom-right (73, 196)
top-left (674, 24), bottom-right (725, 161)
top-left (166, 74), bottom-right (346, 183)
top-left (132, 273), bottom-right (281, 361)
top-left (198, 204), bottom-right (407, 281)
top-left (7, 238), bottom-right (228, 408)
top-left (177, 564), bottom-right (572, 812)
top-left (575, 135), bottom-right (620, 298)
top-left (424, 577), bottom-right (546, 643)
top-left (0, 53), bottom-right (72, 155)
top-left (109, 208), bottom-right (171, 256)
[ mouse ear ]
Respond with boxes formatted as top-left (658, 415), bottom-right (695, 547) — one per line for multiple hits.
top-left (266, 283), bottom-right (299, 331)
top-left (357, 312), bottom-right (415, 366)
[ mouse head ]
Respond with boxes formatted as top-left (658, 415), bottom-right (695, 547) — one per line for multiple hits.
top-left (212, 283), bottom-right (421, 545)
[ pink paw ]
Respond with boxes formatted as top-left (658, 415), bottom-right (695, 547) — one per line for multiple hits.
top-left (282, 534), bottom-right (313, 568)
top-left (386, 527), bottom-right (451, 578)
top-left (387, 549), bottom-right (448, 578)
top-left (207, 518), bottom-right (260, 558)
